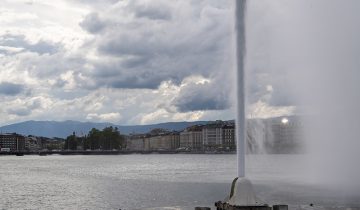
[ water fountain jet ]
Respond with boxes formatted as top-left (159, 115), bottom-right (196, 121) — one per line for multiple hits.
top-left (215, 1), bottom-right (273, 209)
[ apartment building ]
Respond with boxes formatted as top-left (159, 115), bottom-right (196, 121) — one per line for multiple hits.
top-left (0, 133), bottom-right (26, 151)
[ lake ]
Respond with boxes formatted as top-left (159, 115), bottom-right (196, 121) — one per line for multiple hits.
top-left (0, 154), bottom-right (359, 209)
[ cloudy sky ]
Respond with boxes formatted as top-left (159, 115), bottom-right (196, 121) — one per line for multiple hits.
top-left (0, 0), bottom-right (299, 126)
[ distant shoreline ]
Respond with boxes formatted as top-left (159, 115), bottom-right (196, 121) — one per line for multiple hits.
top-left (0, 150), bottom-right (237, 156)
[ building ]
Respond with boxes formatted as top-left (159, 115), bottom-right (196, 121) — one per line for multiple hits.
top-left (202, 122), bottom-right (223, 150)
top-left (222, 124), bottom-right (236, 150)
top-left (45, 138), bottom-right (65, 151)
top-left (25, 136), bottom-right (41, 151)
top-left (178, 121), bottom-right (237, 151)
top-left (0, 133), bottom-right (26, 151)
top-left (246, 116), bottom-right (304, 154)
top-left (202, 121), bottom-right (236, 150)
top-left (267, 116), bottom-right (304, 153)
top-left (180, 125), bottom-right (203, 151)
top-left (126, 131), bottom-right (180, 151)
top-left (147, 132), bottom-right (180, 151)
top-left (126, 134), bottom-right (148, 151)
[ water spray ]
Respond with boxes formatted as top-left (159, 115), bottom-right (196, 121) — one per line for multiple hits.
top-left (236, 0), bottom-right (246, 179)
top-left (214, 1), bottom-right (287, 209)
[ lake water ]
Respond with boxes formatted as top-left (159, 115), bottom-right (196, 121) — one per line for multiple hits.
top-left (0, 154), bottom-right (359, 209)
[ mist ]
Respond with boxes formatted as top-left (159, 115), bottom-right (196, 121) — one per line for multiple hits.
top-left (246, 0), bottom-right (360, 193)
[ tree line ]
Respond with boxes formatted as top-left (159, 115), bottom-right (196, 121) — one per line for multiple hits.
top-left (64, 126), bottom-right (126, 150)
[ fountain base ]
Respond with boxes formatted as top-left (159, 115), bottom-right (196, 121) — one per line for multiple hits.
top-left (214, 177), bottom-right (288, 210)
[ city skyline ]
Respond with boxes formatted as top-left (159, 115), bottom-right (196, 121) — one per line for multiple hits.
top-left (0, 116), bottom-right (303, 154)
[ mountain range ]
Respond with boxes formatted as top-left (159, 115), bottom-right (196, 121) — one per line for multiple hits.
top-left (0, 120), bottom-right (212, 138)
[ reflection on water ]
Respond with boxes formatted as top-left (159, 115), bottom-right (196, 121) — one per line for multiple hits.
top-left (0, 154), bottom-right (359, 209)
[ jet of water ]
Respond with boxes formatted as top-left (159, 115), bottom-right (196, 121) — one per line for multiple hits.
top-left (235, 0), bottom-right (247, 178)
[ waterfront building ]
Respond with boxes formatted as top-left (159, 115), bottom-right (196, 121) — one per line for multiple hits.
top-left (180, 121), bottom-right (237, 151)
top-left (267, 116), bottom-right (304, 153)
top-left (126, 134), bottom-right (148, 151)
top-left (202, 122), bottom-right (223, 150)
top-left (201, 121), bottom-right (236, 150)
top-left (0, 133), bottom-right (26, 151)
top-left (222, 124), bottom-right (236, 150)
top-left (147, 132), bottom-right (180, 151)
top-left (179, 125), bottom-right (203, 151)
top-left (25, 136), bottom-right (41, 151)
top-left (246, 116), bottom-right (304, 154)
top-left (45, 138), bottom-right (65, 151)
top-left (25, 136), bottom-right (64, 151)
top-left (124, 116), bottom-right (303, 153)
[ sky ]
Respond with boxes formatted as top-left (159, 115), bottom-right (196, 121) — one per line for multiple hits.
top-left (0, 0), bottom-right (297, 126)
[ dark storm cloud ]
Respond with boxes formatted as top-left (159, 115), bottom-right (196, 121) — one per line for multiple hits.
top-left (92, 31), bottom-right (225, 89)
top-left (110, 76), bottom-right (163, 89)
top-left (0, 82), bottom-right (25, 96)
top-left (78, 0), bottom-right (233, 93)
top-left (77, 0), bottom-right (236, 112)
top-left (89, 49), bottom-right (216, 90)
top-left (0, 34), bottom-right (58, 55)
top-left (133, 3), bottom-right (172, 20)
top-left (92, 61), bottom-right (174, 89)
top-left (175, 97), bottom-right (229, 112)
top-left (172, 81), bottom-right (231, 112)
top-left (121, 56), bottom-right (151, 69)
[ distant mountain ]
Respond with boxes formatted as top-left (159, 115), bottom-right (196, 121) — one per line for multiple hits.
top-left (0, 120), bottom-right (211, 138)
top-left (118, 121), bottom-right (213, 135)
top-left (0, 120), bottom-right (113, 138)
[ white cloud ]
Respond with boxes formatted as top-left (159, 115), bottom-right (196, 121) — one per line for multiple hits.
top-left (86, 112), bottom-right (122, 122)
top-left (0, 0), bottom-right (310, 126)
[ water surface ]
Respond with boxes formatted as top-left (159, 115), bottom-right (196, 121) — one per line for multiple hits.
top-left (0, 154), bottom-right (359, 209)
